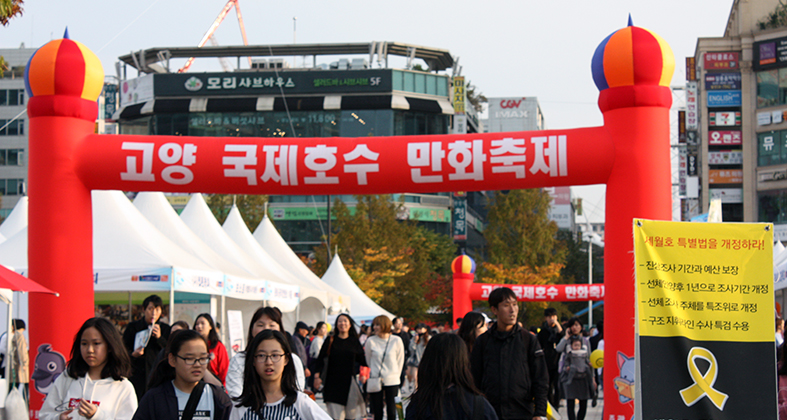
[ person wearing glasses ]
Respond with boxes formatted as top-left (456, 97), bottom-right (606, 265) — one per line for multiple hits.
top-left (39, 318), bottom-right (137, 420)
top-left (133, 330), bottom-right (231, 420)
top-left (230, 330), bottom-right (330, 420)
top-left (226, 307), bottom-right (306, 399)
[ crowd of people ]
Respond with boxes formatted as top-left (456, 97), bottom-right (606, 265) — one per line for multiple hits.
top-left (16, 290), bottom-right (607, 420)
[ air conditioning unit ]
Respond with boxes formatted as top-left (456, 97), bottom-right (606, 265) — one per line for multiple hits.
top-left (350, 58), bottom-right (368, 69)
top-left (17, 151), bottom-right (24, 166)
top-left (268, 59), bottom-right (289, 70)
top-left (337, 58), bottom-right (350, 70)
top-left (251, 59), bottom-right (268, 70)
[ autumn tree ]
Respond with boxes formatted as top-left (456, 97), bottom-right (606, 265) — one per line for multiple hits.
top-left (557, 229), bottom-right (605, 321)
top-left (481, 189), bottom-right (568, 327)
top-left (312, 195), bottom-right (455, 322)
top-left (0, 0), bottom-right (24, 78)
top-left (205, 194), bottom-right (268, 230)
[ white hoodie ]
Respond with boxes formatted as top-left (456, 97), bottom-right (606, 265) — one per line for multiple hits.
top-left (39, 374), bottom-right (137, 420)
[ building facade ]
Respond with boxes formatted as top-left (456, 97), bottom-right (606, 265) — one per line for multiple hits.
top-left (115, 42), bottom-right (488, 255)
top-left (0, 46), bottom-right (34, 218)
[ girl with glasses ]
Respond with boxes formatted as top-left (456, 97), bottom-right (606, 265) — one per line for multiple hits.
top-left (226, 307), bottom-right (306, 399)
top-left (230, 330), bottom-right (329, 420)
top-left (133, 330), bottom-right (232, 420)
top-left (40, 317), bottom-right (137, 420)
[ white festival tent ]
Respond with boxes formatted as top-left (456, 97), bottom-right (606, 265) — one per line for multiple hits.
top-left (179, 194), bottom-right (308, 326)
top-left (0, 191), bottom-right (231, 318)
top-left (222, 205), bottom-right (340, 328)
top-left (133, 192), bottom-right (299, 337)
top-left (775, 241), bottom-right (787, 290)
top-left (322, 254), bottom-right (395, 324)
top-left (0, 197), bottom-right (26, 240)
top-left (253, 215), bottom-right (351, 315)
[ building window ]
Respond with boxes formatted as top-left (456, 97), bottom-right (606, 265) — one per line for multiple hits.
top-left (0, 119), bottom-right (24, 136)
top-left (0, 179), bottom-right (25, 196)
top-left (0, 89), bottom-right (25, 106)
top-left (759, 190), bottom-right (787, 223)
top-left (0, 149), bottom-right (24, 166)
top-left (756, 69), bottom-right (787, 108)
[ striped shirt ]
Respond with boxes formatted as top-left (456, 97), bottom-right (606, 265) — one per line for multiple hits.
top-left (236, 397), bottom-right (300, 420)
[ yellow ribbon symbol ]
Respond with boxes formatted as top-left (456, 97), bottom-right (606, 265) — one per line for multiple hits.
top-left (679, 347), bottom-right (729, 410)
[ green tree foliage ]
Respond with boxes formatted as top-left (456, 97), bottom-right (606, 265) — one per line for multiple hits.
top-left (556, 229), bottom-right (604, 321)
top-left (205, 194), bottom-right (268, 230)
top-left (312, 195), bottom-right (455, 322)
top-left (484, 189), bottom-right (565, 268)
top-left (481, 189), bottom-right (568, 327)
top-left (465, 80), bottom-right (487, 113)
top-left (0, 0), bottom-right (23, 78)
top-left (759, 1), bottom-right (787, 30)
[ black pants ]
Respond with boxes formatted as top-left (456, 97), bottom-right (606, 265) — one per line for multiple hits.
top-left (370, 385), bottom-right (398, 420)
top-left (547, 368), bottom-right (560, 407)
top-left (566, 399), bottom-right (587, 420)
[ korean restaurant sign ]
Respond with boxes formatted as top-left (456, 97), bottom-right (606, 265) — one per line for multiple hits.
top-left (634, 219), bottom-right (775, 420)
top-left (703, 52), bottom-right (739, 71)
top-left (154, 70), bottom-right (394, 96)
top-left (686, 82), bottom-right (699, 130)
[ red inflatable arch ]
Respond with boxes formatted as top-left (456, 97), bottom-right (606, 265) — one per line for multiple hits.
top-left (24, 23), bottom-right (672, 420)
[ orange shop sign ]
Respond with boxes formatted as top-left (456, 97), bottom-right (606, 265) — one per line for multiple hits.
top-left (708, 169), bottom-right (743, 184)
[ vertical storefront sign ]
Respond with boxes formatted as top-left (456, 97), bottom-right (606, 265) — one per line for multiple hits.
top-left (634, 220), bottom-right (775, 420)
top-left (686, 82), bottom-right (698, 130)
top-left (679, 147), bottom-right (688, 196)
top-left (679, 111), bottom-right (687, 144)
top-left (452, 197), bottom-right (467, 241)
top-left (452, 76), bottom-right (466, 134)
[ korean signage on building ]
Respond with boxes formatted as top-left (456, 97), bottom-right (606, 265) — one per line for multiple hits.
top-left (709, 112), bottom-right (741, 127)
top-left (754, 36), bottom-right (787, 70)
top-left (452, 76), bottom-right (465, 114)
top-left (709, 188), bottom-right (743, 204)
top-left (154, 70), bottom-right (394, 97)
top-left (707, 91), bottom-right (742, 108)
top-left (679, 147), bottom-right (688, 196)
top-left (686, 57), bottom-right (696, 82)
top-left (103, 83), bottom-right (118, 120)
top-left (703, 52), bottom-right (740, 70)
top-left (709, 130), bottom-right (742, 145)
top-left (452, 197), bottom-right (467, 241)
top-left (634, 219), bottom-right (775, 420)
top-left (679, 111), bottom-right (686, 144)
top-left (120, 74), bottom-right (154, 106)
top-left (486, 97), bottom-right (541, 132)
top-left (708, 150), bottom-right (743, 165)
top-left (705, 73), bottom-right (741, 90)
top-left (708, 169), bottom-right (743, 184)
top-left (686, 82), bottom-right (698, 130)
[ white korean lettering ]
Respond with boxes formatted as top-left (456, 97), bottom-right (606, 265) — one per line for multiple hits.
top-left (343, 144), bottom-right (379, 185)
top-left (304, 145), bottom-right (339, 184)
top-left (408, 142), bottom-right (445, 183)
top-left (489, 137), bottom-right (527, 178)
top-left (530, 135), bottom-right (568, 177)
top-left (566, 286), bottom-right (577, 300)
top-left (589, 285), bottom-right (602, 298)
top-left (158, 143), bottom-right (196, 185)
top-left (223, 145), bottom-right (258, 185)
top-left (207, 77), bottom-right (221, 89)
top-left (121, 142), bottom-right (155, 182)
top-left (535, 286), bottom-right (547, 299)
top-left (481, 285), bottom-right (493, 298)
top-left (512, 286), bottom-right (523, 299)
top-left (447, 140), bottom-right (486, 181)
top-left (522, 286), bottom-right (534, 300)
top-left (546, 287), bottom-right (559, 299)
top-left (223, 77), bottom-right (237, 89)
top-left (261, 145), bottom-right (299, 186)
top-left (577, 285), bottom-right (589, 299)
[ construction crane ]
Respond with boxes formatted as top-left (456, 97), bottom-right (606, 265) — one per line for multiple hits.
top-left (208, 36), bottom-right (234, 72)
top-left (178, 0), bottom-right (253, 73)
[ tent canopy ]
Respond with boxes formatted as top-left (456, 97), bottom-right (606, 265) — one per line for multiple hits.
top-left (322, 254), bottom-right (394, 324)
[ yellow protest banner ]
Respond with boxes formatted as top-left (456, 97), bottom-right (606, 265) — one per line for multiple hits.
top-left (634, 219), bottom-right (773, 342)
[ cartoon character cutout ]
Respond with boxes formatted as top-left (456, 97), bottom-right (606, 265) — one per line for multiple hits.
top-left (32, 344), bottom-right (66, 395)
top-left (614, 351), bottom-right (635, 404)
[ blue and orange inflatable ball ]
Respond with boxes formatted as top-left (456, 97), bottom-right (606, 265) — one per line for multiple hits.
top-left (591, 23), bottom-right (674, 92)
top-left (451, 255), bottom-right (476, 275)
top-left (24, 38), bottom-right (104, 103)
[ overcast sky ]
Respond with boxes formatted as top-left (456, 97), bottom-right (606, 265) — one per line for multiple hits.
top-left (1, 1), bottom-right (736, 221)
